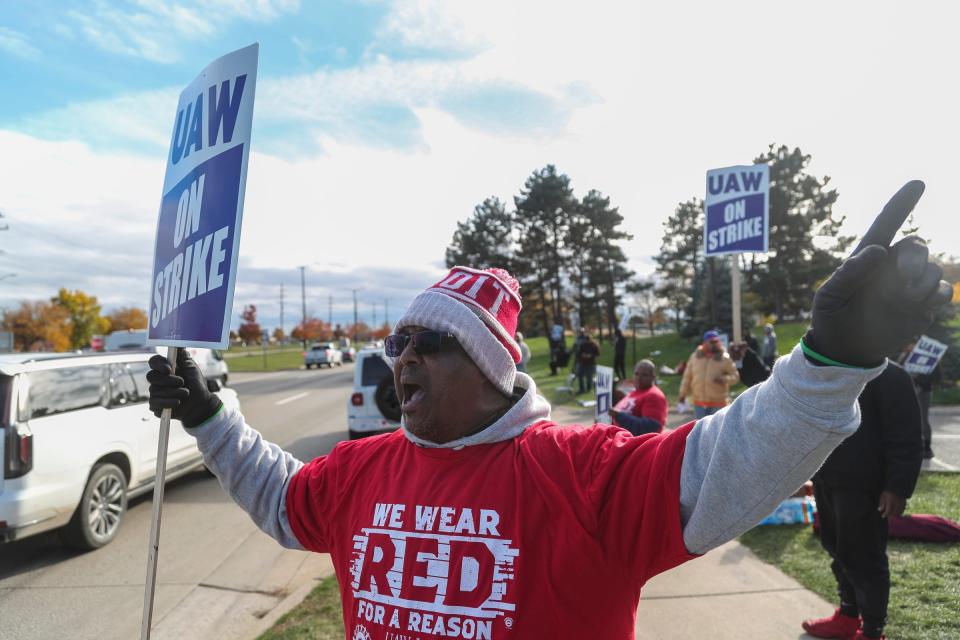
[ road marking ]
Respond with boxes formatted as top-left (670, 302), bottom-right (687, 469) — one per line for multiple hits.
top-left (275, 392), bottom-right (309, 406)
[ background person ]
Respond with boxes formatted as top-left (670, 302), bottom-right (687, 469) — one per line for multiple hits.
top-left (802, 361), bottom-right (923, 640)
top-left (516, 331), bottom-right (531, 373)
top-left (576, 331), bottom-right (600, 393)
top-left (678, 330), bottom-right (740, 418)
top-left (146, 181), bottom-right (952, 639)
top-left (608, 359), bottom-right (668, 436)
top-left (614, 327), bottom-right (627, 381)
top-left (761, 323), bottom-right (778, 368)
top-left (897, 338), bottom-right (940, 459)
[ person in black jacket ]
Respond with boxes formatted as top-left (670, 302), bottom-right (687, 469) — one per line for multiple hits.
top-left (802, 361), bottom-right (923, 640)
top-left (613, 328), bottom-right (627, 381)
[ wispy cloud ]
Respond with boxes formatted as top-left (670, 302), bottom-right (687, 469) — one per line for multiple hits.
top-left (0, 27), bottom-right (40, 60)
top-left (65, 0), bottom-right (299, 63)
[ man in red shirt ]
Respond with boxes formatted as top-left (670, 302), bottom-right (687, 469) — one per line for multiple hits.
top-left (148, 181), bottom-right (950, 640)
top-left (609, 359), bottom-right (669, 435)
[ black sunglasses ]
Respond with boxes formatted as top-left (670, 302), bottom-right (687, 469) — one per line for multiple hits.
top-left (384, 331), bottom-right (456, 357)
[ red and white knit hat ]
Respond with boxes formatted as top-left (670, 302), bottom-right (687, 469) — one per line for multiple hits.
top-left (394, 266), bottom-right (522, 395)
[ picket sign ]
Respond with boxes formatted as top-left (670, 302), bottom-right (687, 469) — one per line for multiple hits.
top-left (596, 365), bottom-right (614, 422)
top-left (141, 44), bottom-right (259, 640)
top-left (704, 165), bottom-right (770, 343)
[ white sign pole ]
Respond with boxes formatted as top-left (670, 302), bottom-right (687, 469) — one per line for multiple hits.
top-left (731, 257), bottom-right (742, 344)
top-left (141, 345), bottom-right (179, 640)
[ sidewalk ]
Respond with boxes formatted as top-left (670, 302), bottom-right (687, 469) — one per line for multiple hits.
top-left (551, 403), bottom-right (830, 639)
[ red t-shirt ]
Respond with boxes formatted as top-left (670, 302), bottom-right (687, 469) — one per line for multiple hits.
top-left (612, 385), bottom-right (669, 431)
top-left (286, 421), bottom-right (696, 640)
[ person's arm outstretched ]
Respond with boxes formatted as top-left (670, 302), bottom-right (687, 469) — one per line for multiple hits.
top-left (676, 181), bottom-right (952, 554)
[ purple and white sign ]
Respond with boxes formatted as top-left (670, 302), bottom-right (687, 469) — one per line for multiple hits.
top-left (147, 44), bottom-right (258, 349)
top-left (704, 164), bottom-right (769, 256)
top-left (904, 335), bottom-right (947, 375)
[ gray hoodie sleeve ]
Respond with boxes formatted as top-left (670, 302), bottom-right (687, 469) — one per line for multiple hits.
top-left (187, 406), bottom-right (306, 550)
top-left (679, 345), bottom-right (885, 554)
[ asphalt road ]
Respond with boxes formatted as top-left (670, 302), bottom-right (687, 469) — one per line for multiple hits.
top-left (0, 364), bottom-right (356, 640)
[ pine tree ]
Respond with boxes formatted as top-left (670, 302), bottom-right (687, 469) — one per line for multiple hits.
top-left (514, 165), bottom-right (578, 336)
top-left (445, 197), bottom-right (515, 270)
top-left (746, 145), bottom-right (854, 319)
top-left (654, 199), bottom-right (703, 332)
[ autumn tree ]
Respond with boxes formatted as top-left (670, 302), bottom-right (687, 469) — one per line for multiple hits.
top-left (237, 305), bottom-right (262, 345)
top-left (371, 322), bottom-right (391, 340)
top-left (272, 327), bottom-right (286, 343)
top-left (53, 288), bottom-right (110, 349)
top-left (2, 300), bottom-right (72, 351)
top-left (291, 317), bottom-right (330, 343)
top-left (105, 306), bottom-right (148, 332)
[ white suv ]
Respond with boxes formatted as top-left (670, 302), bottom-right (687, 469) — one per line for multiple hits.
top-left (0, 350), bottom-right (241, 549)
top-left (346, 348), bottom-right (401, 439)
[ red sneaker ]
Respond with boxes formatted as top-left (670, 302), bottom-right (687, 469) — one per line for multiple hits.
top-left (801, 608), bottom-right (860, 639)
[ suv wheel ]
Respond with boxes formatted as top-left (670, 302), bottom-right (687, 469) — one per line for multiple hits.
top-left (61, 463), bottom-right (128, 550)
top-left (374, 377), bottom-right (402, 423)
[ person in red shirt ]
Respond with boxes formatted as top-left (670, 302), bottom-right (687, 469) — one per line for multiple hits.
top-left (148, 182), bottom-right (951, 640)
top-left (608, 359), bottom-right (669, 435)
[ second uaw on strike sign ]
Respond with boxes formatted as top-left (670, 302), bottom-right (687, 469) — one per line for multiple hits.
top-left (704, 164), bottom-right (769, 257)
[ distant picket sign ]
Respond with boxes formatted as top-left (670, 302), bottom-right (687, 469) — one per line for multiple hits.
top-left (146, 44), bottom-right (259, 349)
top-left (596, 365), bottom-right (614, 422)
top-left (704, 164), bottom-right (769, 256)
top-left (904, 335), bottom-right (948, 375)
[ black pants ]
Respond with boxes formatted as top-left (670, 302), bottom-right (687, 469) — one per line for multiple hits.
top-left (916, 387), bottom-right (932, 452)
top-left (814, 482), bottom-right (890, 636)
top-left (613, 355), bottom-right (626, 381)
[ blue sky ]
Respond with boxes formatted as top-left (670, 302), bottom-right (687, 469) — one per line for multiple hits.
top-left (1, 1), bottom-right (958, 332)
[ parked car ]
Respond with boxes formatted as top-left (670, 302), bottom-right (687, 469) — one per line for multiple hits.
top-left (305, 343), bottom-right (342, 368)
top-left (346, 347), bottom-right (401, 439)
top-left (101, 330), bottom-right (229, 385)
top-left (340, 345), bottom-right (357, 362)
top-left (0, 349), bottom-right (241, 549)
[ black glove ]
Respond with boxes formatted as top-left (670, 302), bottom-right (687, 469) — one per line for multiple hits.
top-left (806, 181), bottom-right (954, 368)
top-left (146, 349), bottom-right (223, 428)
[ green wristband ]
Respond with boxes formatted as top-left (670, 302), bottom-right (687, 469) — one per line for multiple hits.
top-left (799, 337), bottom-right (865, 369)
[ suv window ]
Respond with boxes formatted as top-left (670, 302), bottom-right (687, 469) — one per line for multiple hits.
top-left (28, 365), bottom-right (106, 419)
top-left (108, 362), bottom-right (150, 407)
top-left (361, 355), bottom-right (392, 386)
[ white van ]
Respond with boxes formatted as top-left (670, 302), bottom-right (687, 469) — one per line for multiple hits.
top-left (102, 330), bottom-right (229, 385)
top-left (0, 350), bottom-right (241, 549)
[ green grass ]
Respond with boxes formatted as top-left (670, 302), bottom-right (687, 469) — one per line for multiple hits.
top-left (528, 322), bottom-right (809, 405)
top-left (257, 575), bottom-right (345, 640)
top-left (224, 347), bottom-right (308, 372)
top-left (740, 474), bottom-right (960, 640)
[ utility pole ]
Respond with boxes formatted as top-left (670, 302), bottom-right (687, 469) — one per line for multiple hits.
top-left (299, 266), bottom-right (307, 350)
top-left (279, 283), bottom-right (284, 344)
top-left (384, 299), bottom-right (389, 329)
top-left (371, 301), bottom-right (376, 328)
top-left (328, 294), bottom-right (333, 328)
top-left (350, 288), bottom-right (363, 343)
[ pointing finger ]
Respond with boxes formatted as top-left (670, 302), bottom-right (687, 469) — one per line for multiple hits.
top-left (854, 180), bottom-right (925, 254)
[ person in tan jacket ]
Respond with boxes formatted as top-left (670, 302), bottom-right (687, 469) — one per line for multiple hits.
top-left (679, 330), bottom-right (740, 418)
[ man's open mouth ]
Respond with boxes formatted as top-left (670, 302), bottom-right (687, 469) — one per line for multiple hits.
top-left (401, 382), bottom-right (427, 413)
